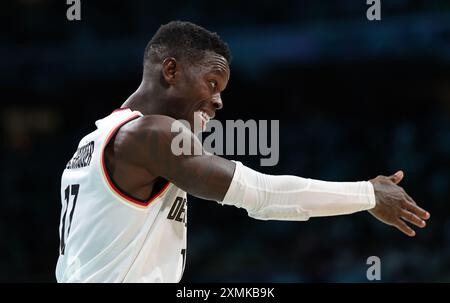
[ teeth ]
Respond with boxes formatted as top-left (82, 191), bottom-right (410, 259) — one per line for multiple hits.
top-left (199, 111), bottom-right (210, 121)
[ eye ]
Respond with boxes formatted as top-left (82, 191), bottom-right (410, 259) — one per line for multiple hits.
top-left (209, 80), bottom-right (218, 90)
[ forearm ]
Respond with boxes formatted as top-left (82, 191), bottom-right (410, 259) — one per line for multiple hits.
top-left (167, 154), bottom-right (236, 201)
top-left (219, 161), bottom-right (376, 221)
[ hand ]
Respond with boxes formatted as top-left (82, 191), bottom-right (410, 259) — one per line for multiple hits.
top-left (368, 171), bottom-right (430, 237)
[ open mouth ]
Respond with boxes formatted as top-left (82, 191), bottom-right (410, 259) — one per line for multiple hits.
top-left (194, 110), bottom-right (212, 131)
top-left (199, 110), bottom-right (211, 124)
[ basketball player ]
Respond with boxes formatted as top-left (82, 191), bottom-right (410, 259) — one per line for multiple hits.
top-left (56, 21), bottom-right (430, 282)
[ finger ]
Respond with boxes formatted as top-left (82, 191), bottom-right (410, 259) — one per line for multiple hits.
top-left (394, 219), bottom-right (416, 237)
top-left (402, 192), bottom-right (431, 219)
top-left (400, 209), bottom-right (426, 228)
top-left (389, 170), bottom-right (404, 185)
top-left (404, 200), bottom-right (430, 220)
top-left (403, 190), bottom-right (416, 205)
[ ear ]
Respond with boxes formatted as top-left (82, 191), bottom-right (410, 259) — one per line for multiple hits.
top-left (162, 57), bottom-right (178, 85)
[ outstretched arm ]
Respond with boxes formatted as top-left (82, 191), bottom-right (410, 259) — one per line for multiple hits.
top-left (133, 115), bottom-right (430, 236)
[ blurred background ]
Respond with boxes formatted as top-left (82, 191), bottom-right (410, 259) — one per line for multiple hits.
top-left (2, 0), bottom-right (450, 282)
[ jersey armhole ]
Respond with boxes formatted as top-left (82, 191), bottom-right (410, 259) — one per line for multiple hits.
top-left (100, 114), bottom-right (171, 207)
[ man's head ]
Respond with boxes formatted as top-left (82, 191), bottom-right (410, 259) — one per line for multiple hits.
top-left (143, 21), bottom-right (231, 132)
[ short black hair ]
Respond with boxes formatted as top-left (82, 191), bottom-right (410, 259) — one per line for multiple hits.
top-left (144, 21), bottom-right (231, 67)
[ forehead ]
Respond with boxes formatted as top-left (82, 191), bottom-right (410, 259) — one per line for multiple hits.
top-left (197, 52), bottom-right (230, 77)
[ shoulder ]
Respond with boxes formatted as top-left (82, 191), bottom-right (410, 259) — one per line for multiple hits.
top-left (124, 115), bottom-right (188, 133)
top-left (114, 114), bottom-right (173, 147)
top-left (112, 114), bottom-right (191, 163)
top-left (120, 114), bottom-right (190, 141)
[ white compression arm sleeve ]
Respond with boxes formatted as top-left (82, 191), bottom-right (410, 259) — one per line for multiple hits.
top-left (219, 161), bottom-right (376, 221)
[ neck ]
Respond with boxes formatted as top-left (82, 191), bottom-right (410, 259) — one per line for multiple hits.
top-left (121, 80), bottom-right (169, 116)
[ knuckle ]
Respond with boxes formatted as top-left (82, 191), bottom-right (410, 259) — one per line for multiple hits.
top-left (401, 200), bottom-right (410, 208)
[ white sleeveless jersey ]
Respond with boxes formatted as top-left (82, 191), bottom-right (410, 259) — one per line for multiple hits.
top-left (56, 108), bottom-right (188, 283)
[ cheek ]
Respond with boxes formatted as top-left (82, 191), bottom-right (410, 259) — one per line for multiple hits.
top-left (189, 83), bottom-right (211, 102)
top-left (178, 75), bottom-right (210, 103)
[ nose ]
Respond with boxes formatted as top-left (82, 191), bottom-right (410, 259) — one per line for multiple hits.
top-left (211, 94), bottom-right (223, 110)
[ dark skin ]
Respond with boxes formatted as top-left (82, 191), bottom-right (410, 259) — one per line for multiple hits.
top-left (105, 51), bottom-right (430, 237)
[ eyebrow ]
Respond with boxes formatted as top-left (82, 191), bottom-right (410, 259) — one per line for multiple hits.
top-left (210, 68), bottom-right (227, 76)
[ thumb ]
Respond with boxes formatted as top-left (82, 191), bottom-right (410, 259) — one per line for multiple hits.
top-left (389, 170), bottom-right (404, 184)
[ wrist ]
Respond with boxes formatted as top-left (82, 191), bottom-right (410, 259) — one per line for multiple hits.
top-left (366, 180), bottom-right (377, 210)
